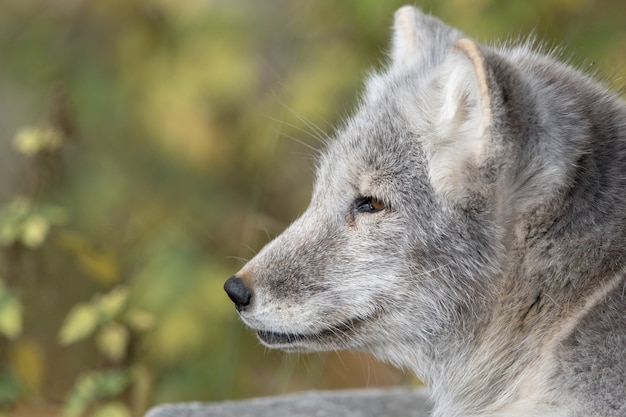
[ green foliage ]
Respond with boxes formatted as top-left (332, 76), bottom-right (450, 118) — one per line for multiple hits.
top-left (13, 126), bottom-right (63, 156)
top-left (91, 401), bottom-right (132, 417)
top-left (0, 0), bottom-right (623, 415)
top-left (0, 281), bottom-right (22, 340)
top-left (62, 370), bottom-right (131, 417)
top-left (58, 303), bottom-right (100, 346)
top-left (58, 285), bottom-right (153, 364)
top-left (0, 370), bottom-right (22, 407)
top-left (0, 198), bottom-right (66, 249)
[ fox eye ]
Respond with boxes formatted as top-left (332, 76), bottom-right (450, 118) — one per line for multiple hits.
top-left (353, 196), bottom-right (386, 213)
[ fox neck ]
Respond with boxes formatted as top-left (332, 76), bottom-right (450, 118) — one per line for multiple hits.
top-left (416, 226), bottom-right (625, 416)
top-left (396, 279), bottom-right (554, 417)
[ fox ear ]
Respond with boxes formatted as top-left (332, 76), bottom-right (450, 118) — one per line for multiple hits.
top-left (425, 39), bottom-right (497, 203)
top-left (437, 39), bottom-right (493, 139)
top-left (391, 6), bottom-right (463, 68)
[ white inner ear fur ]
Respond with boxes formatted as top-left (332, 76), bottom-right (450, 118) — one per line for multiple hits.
top-left (439, 39), bottom-right (492, 133)
top-left (427, 39), bottom-right (494, 201)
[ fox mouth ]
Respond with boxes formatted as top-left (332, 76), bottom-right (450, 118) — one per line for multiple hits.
top-left (257, 330), bottom-right (308, 345)
top-left (255, 316), bottom-right (369, 349)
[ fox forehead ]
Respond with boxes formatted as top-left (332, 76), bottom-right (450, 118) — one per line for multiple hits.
top-left (314, 129), bottom-right (419, 213)
top-left (314, 76), bottom-right (430, 207)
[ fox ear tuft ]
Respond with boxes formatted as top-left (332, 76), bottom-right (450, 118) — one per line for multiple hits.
top-left (425, 39), bottom-right (498, 203)
top-left (391, 6), bottom-right (420, 65)
top-left (391, 6), bottom-right (462, 68)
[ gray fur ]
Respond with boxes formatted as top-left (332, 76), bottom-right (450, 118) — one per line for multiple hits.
top-left (226, 6), bottom-right (626, 416)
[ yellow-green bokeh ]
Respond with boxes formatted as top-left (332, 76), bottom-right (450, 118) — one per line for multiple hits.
top-left (0, 0), bottom-right (623, 415)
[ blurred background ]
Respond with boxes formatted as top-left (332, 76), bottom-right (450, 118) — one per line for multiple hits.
top-left (0, 0), bottom-right (623, 416)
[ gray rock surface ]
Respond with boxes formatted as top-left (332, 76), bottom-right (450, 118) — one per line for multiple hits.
top-left (145, 387), bottom-right (431, 417)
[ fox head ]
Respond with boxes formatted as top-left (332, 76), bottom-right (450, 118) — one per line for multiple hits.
top-left (224, 5), bottom-right (607, 382)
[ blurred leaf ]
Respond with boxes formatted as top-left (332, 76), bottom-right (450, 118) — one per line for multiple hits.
top-left (9, 339), bottom-right (45, 393)
top-left (13, 125), bottom-right (62, 155)
top-left (125, 308), bottom-right (155, 332)
top-left (0, 282), bottom-right (22, 340)
top-left (87, 370), bottom-right (131, 397)
top-left (58, 303), bottom-right (100, 346)
top-left (63, 398), bottom-right (88, 417)
top-left (0, 198), bottom-right (66, 248)
top-left (21, 215), bottom-right (50, 248)
top-left (63, 370), bottom-right (131, 417)
top-left (96, 323), bottom-right (129, 363)
top-left (0, 298), bottom-right (22, 339)
top-left (91, 401), bottom-right (131, 417)
top-left (97, 286), bottom-right (129, 320)
top-left (59, 287), bottom-right (131, 351)
top-left (0, 198), bottom-right (30, 247)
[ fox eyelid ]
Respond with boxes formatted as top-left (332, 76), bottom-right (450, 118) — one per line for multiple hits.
top-left (353, 196), bottom-right (386, 214)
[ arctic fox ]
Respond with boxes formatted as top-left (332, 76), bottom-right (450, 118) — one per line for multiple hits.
top-left (225, 6), bottom-right (626, 417)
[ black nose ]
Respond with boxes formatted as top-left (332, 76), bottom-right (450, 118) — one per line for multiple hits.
top-left (224, 276), bottom-right (252, 311)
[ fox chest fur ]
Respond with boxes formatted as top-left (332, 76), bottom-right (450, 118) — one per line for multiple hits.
top-left (225, 6), bottom-right (626, 417)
